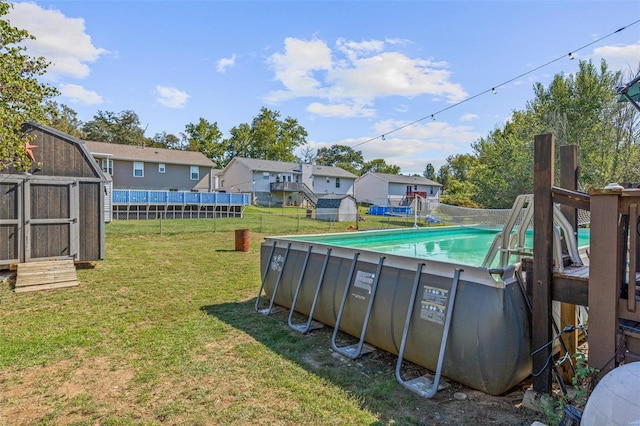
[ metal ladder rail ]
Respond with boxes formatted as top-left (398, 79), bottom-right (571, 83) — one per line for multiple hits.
top-left (332, 255), bottom-right (385, 359)
top-left (288, 247), bottom-right (331, 333)
top-left (255, 242), bottom-right (291, 315)
top-left (255, 241), bottom-right (277, 312)
top-left (395, 267), bottom-right (462, 398)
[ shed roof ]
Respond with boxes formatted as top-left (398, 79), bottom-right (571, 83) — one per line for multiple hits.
top-left (360, 172), bottom-right (441, 186)
top-left (84, 140), bottom-right (215, 167)
top-left (316, 194), bottom-right (356, 208)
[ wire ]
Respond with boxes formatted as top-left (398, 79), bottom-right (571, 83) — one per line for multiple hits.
top-left (531, 325), bottom-right (586, 377)
top-left (352, 18), bottom-right (640, 149)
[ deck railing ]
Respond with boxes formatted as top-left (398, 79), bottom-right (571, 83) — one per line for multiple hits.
top-left (111, 189), bottom-right (250, 206)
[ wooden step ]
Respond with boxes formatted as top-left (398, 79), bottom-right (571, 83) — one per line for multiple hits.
top-left (14, 259), bottom-right (79, 293)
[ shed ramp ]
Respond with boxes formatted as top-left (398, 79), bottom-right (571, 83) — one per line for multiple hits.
top-left (14, 259), bottom-right (79, 293)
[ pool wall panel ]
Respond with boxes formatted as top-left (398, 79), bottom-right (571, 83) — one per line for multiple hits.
top-left (260, 238), bottom-right (532, 395)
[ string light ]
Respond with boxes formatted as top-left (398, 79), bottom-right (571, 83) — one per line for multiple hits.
top-left (381, 134), bottom-right (386, 141)
top-left (352, 18), bottom-right (640, 149)
top-left (568, 52), bottom-right (575, 60)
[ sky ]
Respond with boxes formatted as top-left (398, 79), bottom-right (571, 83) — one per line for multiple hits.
top-left (6, 1), bottom-right (640, 175)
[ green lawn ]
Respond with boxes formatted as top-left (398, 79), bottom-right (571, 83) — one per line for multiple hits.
top-left (0, 209), bottom-right (540, 425)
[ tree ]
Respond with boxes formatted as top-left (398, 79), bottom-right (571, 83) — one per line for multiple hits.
top-left (151, 131), bottom-right (182, 150)
top-left (182, 118), bottom-right (225, 167)
top-left (360, 158), bottom-right (401, 175)
top-left (423, 163), bottom-right (436, 180)
top-left (528, 60), bottom-right (639, 189)
top-left (225, 107), bottom-right (307, 164)
top-left (44, 101), bottom-right (85, 139)
top-left (316, 144), bottom-right (364, 175)
top-left (83, 110), bottom-right (149, 146)
top-left (1, 0), bottom-right (59, 171)
top-left (297, 145), bottom-right (316, 164)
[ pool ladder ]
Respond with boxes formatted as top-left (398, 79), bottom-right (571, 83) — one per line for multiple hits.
top-left (395, 264), bottom-right (462, 398)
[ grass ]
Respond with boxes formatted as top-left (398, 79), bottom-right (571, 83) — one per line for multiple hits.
top-left (0, 208), bottom-right (541, 425)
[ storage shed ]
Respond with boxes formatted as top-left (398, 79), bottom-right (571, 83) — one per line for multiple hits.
top-left (0, 123), bottom-right (107, 269)
top-left (315, 194), bottom-right (357, 222)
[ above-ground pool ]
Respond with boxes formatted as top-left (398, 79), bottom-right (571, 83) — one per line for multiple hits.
top-left (259, 226), bottom-right (589, 395)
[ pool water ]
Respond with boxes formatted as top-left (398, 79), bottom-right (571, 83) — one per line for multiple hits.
top-left (287, 226), bottom-right (590, 268)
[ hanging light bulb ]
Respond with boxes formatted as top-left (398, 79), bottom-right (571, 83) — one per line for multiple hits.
top-left (568, 52), bottom-right (575, 60)
top-left (381, 134), bottom-right (386, 141)
top-left (492, 87), bottom-right (497, 95)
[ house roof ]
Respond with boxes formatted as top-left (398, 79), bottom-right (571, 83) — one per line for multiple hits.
top-left (360, 172), bottom-right (441, 186)
top-left (233, 157), bottom-right (302, 173)
top-left (232, 157), bottom-right (357, 178)
top-left (84, 140), bottom-right (215, 167)
top-left (311, 165), bottom-right (357, 179)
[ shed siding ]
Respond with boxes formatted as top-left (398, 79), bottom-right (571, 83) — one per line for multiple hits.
top-left (79, 182), bottom-right (102, 260)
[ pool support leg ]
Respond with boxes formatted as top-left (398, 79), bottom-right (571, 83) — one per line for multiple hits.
top-left (332, 255), bottom-right (385, 359)
top-left (255, 242), bottom-right (291, 315)
top-left (288, 246), bottom-right (329, 333)
top-left (395, 267), bottom-right (462, 398)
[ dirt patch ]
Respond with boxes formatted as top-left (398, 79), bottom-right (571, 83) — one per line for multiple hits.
top-left (301, 342), bottom-right (546, 425)
top-left (0, 355), bottom-right (135, 425)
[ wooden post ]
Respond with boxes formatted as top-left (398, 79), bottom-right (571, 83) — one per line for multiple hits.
top-left (532, 134), bottom-right (555, 393)
top-left (589, 189), bottom-right (622, 373)
top-left (559, 145), bottom-right (578, 381)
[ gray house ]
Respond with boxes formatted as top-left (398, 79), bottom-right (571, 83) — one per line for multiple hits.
top-left (85, 141), bottom-right (218, 192)
top-left (219, 158), bottom-right (357, 207)
top-left (355, 172), bottom-right (442, 206)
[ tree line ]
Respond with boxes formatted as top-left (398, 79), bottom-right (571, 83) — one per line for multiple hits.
top-left (2, 0), bottom-right (638, 208)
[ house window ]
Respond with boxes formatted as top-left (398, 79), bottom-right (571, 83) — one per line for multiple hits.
top-left (430, 188), bottom-right (434, 195)
top-left (263, 172), bottom-right (269, 179)
top-left (101, 158), bottom-right (113, 175)
top-left (133, 162), bottom-right (144, 177)
top-left (190, 166), bottom-right (199, 180)
top-left (335, 178), bottom-right (340, 188)
top-left (159, 163), bottom-right (165, 173)
top-left (326, 177), bottom-right (330, 183)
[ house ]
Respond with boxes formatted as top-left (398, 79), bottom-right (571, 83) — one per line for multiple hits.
top-left (315, 195), bottom-right (358, 222)
top-left (355, 172), bottom-right (442, 207)
top-left (85, 141), bottom-right (250, 220)
top-left (0, 122), bottom-right (106, 268)
top-left (84, 141), bottom-right (218, 192)
top-left (219, 158), bottom-right (357, 207)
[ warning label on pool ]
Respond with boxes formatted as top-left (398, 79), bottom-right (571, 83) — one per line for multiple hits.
top-left (420, 286), bottom-right (448, 324)
top-left (353, 270), bottom-right (375, 294)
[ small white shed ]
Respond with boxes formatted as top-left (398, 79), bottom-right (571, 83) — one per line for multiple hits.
top-left (315, 195), bottom-right (357, 222)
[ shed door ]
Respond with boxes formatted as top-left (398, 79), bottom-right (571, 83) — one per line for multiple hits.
top-left (24, 179), bottom-right (79, 262)
top-left (0, 179), bottom-right (22, 266)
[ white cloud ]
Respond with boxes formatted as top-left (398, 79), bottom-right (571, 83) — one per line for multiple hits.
top-left (156, 86), bottom-right (190, 108)
top-left (592, 42), bottom-right (640, 73)
top-left (306, 102), bottom-right (376, 118)
top-left (265, 37), bottom-right (468, 114)
top-left (7, 2), bottom-right (107, 80)
top-left (217, 54), bottom-right (236, 73)
top-left (268, 37), bottom-right (332, 97)
top-left (460, 113), bottom-right (478, 122)
top-left (59, 83), bottom-right (102, 104)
